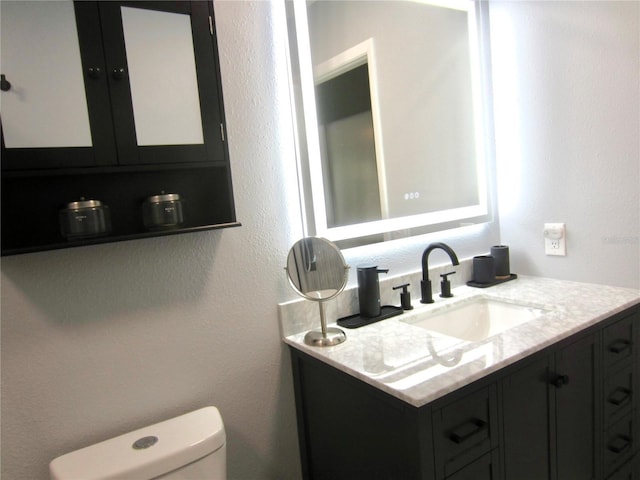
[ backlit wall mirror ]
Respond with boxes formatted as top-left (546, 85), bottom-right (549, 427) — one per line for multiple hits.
top-left (286, 0), bottom-right (495, 248)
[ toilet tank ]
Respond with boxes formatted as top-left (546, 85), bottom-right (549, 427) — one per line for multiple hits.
top-left (49, 406), bottom-right (226, 480)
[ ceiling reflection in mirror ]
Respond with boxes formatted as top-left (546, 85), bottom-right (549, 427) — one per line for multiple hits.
top-left (287, 0), bottom-right (494, 247)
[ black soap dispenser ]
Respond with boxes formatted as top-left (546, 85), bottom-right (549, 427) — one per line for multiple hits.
top-left (357, 266), bottom-right (389, 318)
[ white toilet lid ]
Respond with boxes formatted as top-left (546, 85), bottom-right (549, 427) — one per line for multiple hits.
top-left (49, 406), bottom-right (225, 480)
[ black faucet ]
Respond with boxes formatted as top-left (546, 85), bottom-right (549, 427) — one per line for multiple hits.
top-left (421, 242), bottom-right (460, 303)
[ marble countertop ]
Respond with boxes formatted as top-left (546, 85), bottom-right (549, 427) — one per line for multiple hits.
top-left (283, 276), bottom-right (640, 407)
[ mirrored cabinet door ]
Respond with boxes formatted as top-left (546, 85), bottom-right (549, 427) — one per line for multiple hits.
top-left (121, 5), bottom-right (205, 147)
top-left (1, 1), bottom-right (91, 149)
top-left (0, 0), bottom-right (115, 169)
top-left (98, 1), bottom-right (225, 166)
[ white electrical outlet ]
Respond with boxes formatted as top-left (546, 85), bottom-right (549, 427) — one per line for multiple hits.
top-left (544, 223), bottom-right (566, 256)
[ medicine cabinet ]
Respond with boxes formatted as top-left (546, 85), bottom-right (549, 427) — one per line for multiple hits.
top-left (0, 0), bottom-right (239, 255)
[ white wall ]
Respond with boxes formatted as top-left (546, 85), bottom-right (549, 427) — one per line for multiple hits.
top-left (491, 0), bottom-right (640, 288)
top-left (1, 1), bottom-right (637, 479)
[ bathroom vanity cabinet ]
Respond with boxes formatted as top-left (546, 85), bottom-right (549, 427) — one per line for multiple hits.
top-left (289, 304), bottom-right (639, 480)
top-left (0, 1), bottom-right (238, 255)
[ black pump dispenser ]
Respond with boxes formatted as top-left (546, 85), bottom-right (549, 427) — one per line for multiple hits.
top-left (357, 266), bottom-right (389, 318)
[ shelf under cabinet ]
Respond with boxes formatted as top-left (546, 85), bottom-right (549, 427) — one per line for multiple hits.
top-left (1, 163), bottom-right (238, 255)
top-left (1, 222), bottom-right (242, 256)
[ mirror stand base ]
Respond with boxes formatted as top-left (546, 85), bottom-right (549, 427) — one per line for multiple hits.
top-left (304, 328), bottom-right (346, 347)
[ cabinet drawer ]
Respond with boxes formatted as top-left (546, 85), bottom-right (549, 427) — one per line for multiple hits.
top-left (604, 317), bottom-right (635, 371)
top-left (433, 386), bottom-right (497, 479)
top-left (605, 366), bottom-right (634, 426)
top-left (446, 449), bottom-right (500, 480)
top-left (605, 416), bottom-right (635, 477)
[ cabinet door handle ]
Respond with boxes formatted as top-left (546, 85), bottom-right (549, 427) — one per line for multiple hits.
top-left (87, 67), bottom-right (101, 79)
top-left (608, 339), bottom-right (632, 354)
top-left (551, 374), bottom-right (570, 388)
top-left (608, 387), bottom-right (632, 406)
top-left (449, 418), bottom-right (487, 444)
top-left (607, 434), bottom-right (632, 454)
top-left (1, 74), bottom-right (11, 91)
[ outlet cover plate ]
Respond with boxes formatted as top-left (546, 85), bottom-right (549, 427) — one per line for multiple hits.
top-left (544, 223), bottom-right (566, 256)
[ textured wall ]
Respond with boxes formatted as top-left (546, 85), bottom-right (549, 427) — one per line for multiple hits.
top-left (491, 1), bottom-right (640, 288)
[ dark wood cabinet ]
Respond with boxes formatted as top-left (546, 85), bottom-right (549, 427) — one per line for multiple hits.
top-left (289, 305), bottom-right (639, 480)
top-left (290, 350), bottom-right (431, 480)
top-left (501, 333), bottom-right (600, 480)
top-left (0, 1), bottom-right (238, 255)
top-left (2, 1), bottom-right (225, 170)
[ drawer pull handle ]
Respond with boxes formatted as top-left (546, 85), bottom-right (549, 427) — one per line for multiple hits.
top-left (608, 387), bottom-right (632, 406)
top-left (449, 418), bottom-right (487, 444)
top-left (607, 434), bottom-right (632, 454)
top-left (608, 339), bottom-right (632, 354)
top-left (551, 374), bottom-right (570, 388)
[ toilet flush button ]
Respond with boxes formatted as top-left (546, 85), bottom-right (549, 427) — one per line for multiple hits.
top-left (132, 435), bottom-right (159, 450)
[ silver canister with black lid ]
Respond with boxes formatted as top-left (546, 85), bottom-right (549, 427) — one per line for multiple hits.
top-left (59, 198), bottom-right (111, 239)
top-left (142, 192), bottom-right (184, 230)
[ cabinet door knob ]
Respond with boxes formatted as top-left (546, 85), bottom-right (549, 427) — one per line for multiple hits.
top-left (87, 67), bottom-right (101, 79)
top-left (112, 68), bottom-right (126, 80)
top-left (551, 374), bottom-right (570, 388)
top-left (1, 74), bottom-right (11, 91)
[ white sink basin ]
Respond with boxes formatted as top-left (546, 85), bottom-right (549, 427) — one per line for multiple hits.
top-left (401, 296), bottom-right (549, 342)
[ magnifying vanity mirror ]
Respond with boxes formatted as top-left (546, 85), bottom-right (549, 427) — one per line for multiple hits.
top-left (286, 237), bottom-right (350, 346)
top-left (286, 0), bottom-right (495, 248)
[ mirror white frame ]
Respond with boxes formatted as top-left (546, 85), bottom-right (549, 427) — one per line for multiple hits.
top-left (287, 0), bottom-right (496, 247)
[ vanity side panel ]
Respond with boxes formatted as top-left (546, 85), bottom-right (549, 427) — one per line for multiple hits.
top-left (289, 348), bottom-right (432, 480)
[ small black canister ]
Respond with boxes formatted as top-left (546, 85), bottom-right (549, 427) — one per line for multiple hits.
top-left (59, 198), bottom-right (111, 239)
top-left (142, 192), bottom-right (184, 230)
top-left (491, 245), bottom-right (511, 279)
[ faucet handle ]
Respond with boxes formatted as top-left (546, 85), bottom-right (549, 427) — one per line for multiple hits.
top-left (393, 283), bottom-right (413, 310)
top-left (440, 271), bottom-right (456, 298)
